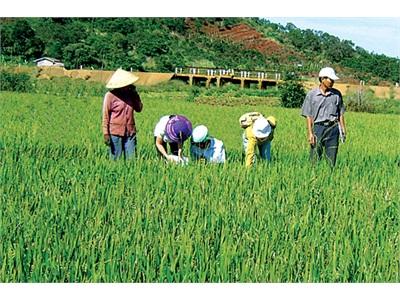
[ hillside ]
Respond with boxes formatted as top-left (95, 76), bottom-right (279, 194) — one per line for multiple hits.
top-left (1, 17), bottom-right (399, 84)
top-left (202, 23), bottom-right (293, 59)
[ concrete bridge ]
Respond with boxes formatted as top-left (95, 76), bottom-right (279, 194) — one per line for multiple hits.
top-left (173, 67), bottom-right (282, 89)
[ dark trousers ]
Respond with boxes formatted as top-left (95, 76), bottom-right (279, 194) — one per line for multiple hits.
top-left (310, 123), bottom-right (339, 167)
top-left (154, 137), bottom-right (179, 158)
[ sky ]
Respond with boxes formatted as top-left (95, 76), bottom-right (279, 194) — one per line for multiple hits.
top-left (266, 17), bottom-right (400, 58)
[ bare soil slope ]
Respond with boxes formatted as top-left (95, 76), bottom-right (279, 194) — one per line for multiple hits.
top-left (34, 67), bottom-right (173, 86)
top-left (202, 23), bottom-right (299, 60)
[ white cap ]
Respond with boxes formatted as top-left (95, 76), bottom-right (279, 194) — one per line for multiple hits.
top-left (252, 117), bottom-right (271, 139)
top-left (192, 125), bottom-right (208, 143)
top-left (319, 67), bottom-right (339, 80)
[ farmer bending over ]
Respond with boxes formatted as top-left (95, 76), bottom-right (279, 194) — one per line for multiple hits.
top-left (240, 112), bottom-right (277, 167)
top-left (190, 125), bottom-right (226, 163)
top-left (154, 115), bottom-right (192, 164)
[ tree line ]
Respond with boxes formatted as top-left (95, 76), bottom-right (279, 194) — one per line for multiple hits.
top-left (1, 17), bottom-right (399, 84)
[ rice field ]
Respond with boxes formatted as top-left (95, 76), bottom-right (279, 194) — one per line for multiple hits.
top-left (0, 91), bottom-right (399, 282)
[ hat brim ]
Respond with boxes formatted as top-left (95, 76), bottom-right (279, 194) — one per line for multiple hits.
top-left (106, 76), bottom-right (139, 89)
top-left (329, 75), bottom-right (339, 80)
top-left (106, 69), bottom-right (139, 89)
top-left (252, 126), bottom-right (271, 139)
top-left (253, 131), bottom-right (270, 139)
top-left (193, 135), bottom-right (208, 143)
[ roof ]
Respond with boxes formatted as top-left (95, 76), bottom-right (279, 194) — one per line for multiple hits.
top-left (34, 57), bottom-right (62, 63)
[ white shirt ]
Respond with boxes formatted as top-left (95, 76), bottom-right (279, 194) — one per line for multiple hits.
top-left (190, 138), bottom-right (226, 163)
top-left (154, 115), bottom-right (172, 143)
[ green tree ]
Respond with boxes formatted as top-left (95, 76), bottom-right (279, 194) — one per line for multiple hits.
top-left (279, 80), bottom-right (306, 108)
top-left (63, 43), bottom-right (101, 68)
top-left (0, 18), bottom-right (44, 60)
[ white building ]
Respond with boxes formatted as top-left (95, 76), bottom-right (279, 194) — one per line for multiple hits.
top-left (34, 57), bottom-right (64, 67)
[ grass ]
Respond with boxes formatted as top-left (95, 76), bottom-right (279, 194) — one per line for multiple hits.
top-left (0, 91), bottom-right (399, 282)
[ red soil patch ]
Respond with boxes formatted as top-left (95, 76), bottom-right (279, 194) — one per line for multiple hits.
top-left (202, 23), bottom-right (297, 59)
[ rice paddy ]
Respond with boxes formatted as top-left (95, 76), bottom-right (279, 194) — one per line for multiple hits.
top-left (0, 90), bottom-right (399, 282)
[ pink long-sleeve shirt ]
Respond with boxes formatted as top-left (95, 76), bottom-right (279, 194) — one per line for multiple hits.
top-left (102, 86), bottom-right (143, 137)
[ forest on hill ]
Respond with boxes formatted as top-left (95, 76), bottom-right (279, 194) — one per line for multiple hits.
top-left (1, 17), bottom-right (399, 84)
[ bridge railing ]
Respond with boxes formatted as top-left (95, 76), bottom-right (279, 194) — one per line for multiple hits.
top-left (174, 67), bottom-right (281, 80)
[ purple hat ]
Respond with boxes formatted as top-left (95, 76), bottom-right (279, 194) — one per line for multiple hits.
top-left (165, 115), bottom-right (192, 143)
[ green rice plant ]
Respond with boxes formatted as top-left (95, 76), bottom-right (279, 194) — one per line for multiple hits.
top-left (0, 91), bottom-right (399, 282)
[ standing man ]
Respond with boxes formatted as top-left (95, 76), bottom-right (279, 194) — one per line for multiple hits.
top-left (102, 68), bottom-right (143, 160)
top-left (301, 67), bottom-right (346, 167)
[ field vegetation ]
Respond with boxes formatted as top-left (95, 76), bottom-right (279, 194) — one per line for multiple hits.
top-left (0, 81), bottom-right (399, 282)
top-left (1, 69), bottom-right (399, 114)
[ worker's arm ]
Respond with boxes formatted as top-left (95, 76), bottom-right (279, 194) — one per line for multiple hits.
top-left (102, 93), bottom-right (111, 145)
top-left (306, 116), bottom-right (315, 146)
top-left (339, 114), bottom-right (346, 136)
top-left (177, 143), bottom-right (183, 158)
top-left (155, 136), bottom-right (172, 160)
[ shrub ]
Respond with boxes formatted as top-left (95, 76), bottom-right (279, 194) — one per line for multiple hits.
top-left (344, 88), bottom-right (376, 113)
top-left (344, 88), bottom-right (400, 114)
top-left (187, 86), bottom-right (201, 102)
top-left (0, 70), bottom-right (32, 92)
top-left (279, 80), bottom-right (306, 108)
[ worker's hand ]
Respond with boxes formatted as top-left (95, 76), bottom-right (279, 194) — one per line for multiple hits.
top-left (104, 134), bottom-right (111, 146)
top-left (166, 155), bottom-right (175, 162)
top-left (308, 133), bottom-right (316, 146)
top-left (341, 134), bottom-right (346, 143)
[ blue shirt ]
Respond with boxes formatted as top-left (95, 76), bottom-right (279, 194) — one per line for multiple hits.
top-left (190, 137), bottom-right (226, 163)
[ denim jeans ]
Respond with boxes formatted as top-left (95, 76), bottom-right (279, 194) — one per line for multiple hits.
top-left (242, 134), bottom-right (272, 163)
top-left (310, 123), bottom-right (339, 166)
top-left (258, 140), bottom-right (271, 161)
top-left (109, 134), bottom-right (137, 160)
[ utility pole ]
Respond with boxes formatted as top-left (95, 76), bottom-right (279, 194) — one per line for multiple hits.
top-left (358, 80), bottom-right (364, 106)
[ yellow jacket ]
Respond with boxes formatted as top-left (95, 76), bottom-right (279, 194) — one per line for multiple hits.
top-left (244, 124), bottom-right (274, 167)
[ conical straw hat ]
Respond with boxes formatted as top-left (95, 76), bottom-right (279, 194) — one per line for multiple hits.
top-left (106, 68), bottom-right (139, 89)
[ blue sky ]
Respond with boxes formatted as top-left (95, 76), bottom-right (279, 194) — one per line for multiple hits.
top-left (265, 17), bottom-right (400, 58)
